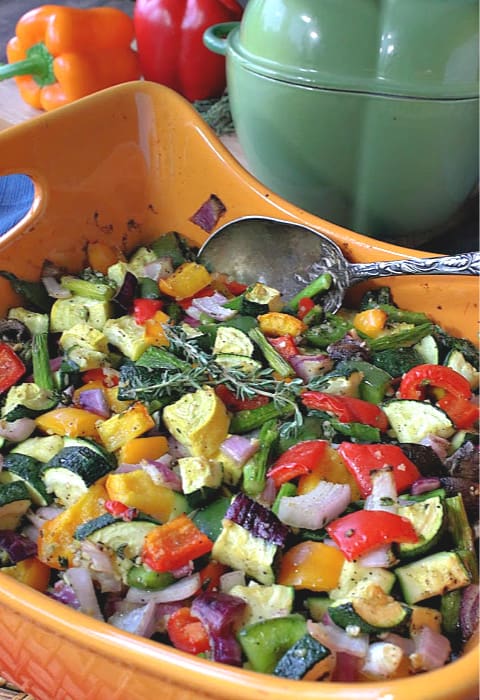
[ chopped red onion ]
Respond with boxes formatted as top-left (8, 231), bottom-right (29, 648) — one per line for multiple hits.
top-left (65, 567), bottom-right (104, 621)
top-left (308, 620), bottom-right (369, 658)
top-left (0, 530), bottom-right (37, 563)
top-left (143, 257), bottom-right (174, 281)
top-left (258, 476), bottom-right (277, 507)
top-left (42, 275), bottom-right (71, 298)
top-left (48, 579), bottom-right (81, 609)
top-left (420, 434), bottom-right (450, 462)
top-left (356, 544), bottom-right (395, 568)
top-left (170, 561), bottom-right (194, 579)
top-left (383, 632), bottom-right (415, 656)
top-left (80, 541), bottom-right (122, 593)
top-left (289, 353), bottom-right (333, 382)
top-left (26, 505), bottom-right (64, 529)
top-left (189, 194), bottom-right (226, 233)
top-left (184, 305), bottom-right (202, 321)
top-left (78, 388), bottom-right (111, 418)
top-left (364, 467), bottom-right (398, 514)
top-left (183, 315), bottom-right (202, 328)
top-left (409, 625), bottom-right (451, 671)
top-left (125, 573), bottom-right (201, 604)
top-left (331, 651), bottom-right (361, 682)
top-left (167, 436), bottom-right (190, 459)
top-left (113, 463), bottom-right (141, 474)
top-left (108, 600), bottom-right (158, 638)
top-left (277, 480), bottom-right (351, 530)
top-left (190, 292), bottom-right (236, 322)
top-left (219, 436), bottom-right (259, 466)
top-left (0, 418), bottom-right (36, 442)
top-left (142, 458), bottom-right (182, 491)
top-left (220, 570), bottom-right (246, 593)
top-left (191, 591), bottom-right (247, 666)
top-left (410, 477), bottom-right (442, 496)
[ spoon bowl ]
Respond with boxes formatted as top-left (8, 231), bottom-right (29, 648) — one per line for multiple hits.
top-left (198, 216), bottom-right (479, 313)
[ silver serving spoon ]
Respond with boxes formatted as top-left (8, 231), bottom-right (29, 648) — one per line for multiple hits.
top-left (198, 216), bottom-right (480, 313)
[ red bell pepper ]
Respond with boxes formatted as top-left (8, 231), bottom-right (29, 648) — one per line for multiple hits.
top-left (268, 335), bottom-right (299, 361)
top-left (142, 514), bottom-right (213, 572)
top-left (398, 364), bottom-right (472, 401)
top-left (337, 443), bottom-right (421, 498)
top-left (215, 383), bottom-right (269, 412)
top-left (167, 606), bottom-right (211, 654)
top-left (437, 394), bottom-right (480, 430)
top-left (133, 0), bottom-right (244, 102)
top-left (301, 391), bottom-right (389, 431)
top-left (104, 500), bottom-right (138, 521)
top-left (326, 509), bottom-right (418, 561)
top-left (267, 439), bottom-right (328, 487)
top-left (133, 298), bottom-right (164, 324)
top-left (0, 343), bottom-right (26, 394)
top-left (224, 279), bottom-right (248, 296)
top-left (297, 297), bottom-right (315, 320)
top-left (81, 367), bottom-right (119, 387)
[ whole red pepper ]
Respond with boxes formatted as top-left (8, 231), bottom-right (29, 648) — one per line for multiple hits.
top-left (133, 0), bottom-right (244, 102)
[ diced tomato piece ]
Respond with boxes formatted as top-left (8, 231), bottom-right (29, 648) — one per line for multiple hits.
top-left (167, 607), bottom-right (211, 655)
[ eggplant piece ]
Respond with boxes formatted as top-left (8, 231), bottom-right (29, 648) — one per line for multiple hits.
top-left (444, 441), bottom-right (479, 483)
top-left (460, 584), bottom-right (479, 644)
top-left (440, 477), bottom-right (479, 519)
top-left (327, 335), bottom-right (371, 362)
top-left (398, 443), bottom-right (448, 477)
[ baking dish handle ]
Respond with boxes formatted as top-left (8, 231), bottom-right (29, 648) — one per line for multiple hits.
top-left (203, 21), bottom-right (239, 56)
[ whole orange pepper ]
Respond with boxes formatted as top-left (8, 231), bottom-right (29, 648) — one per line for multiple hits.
top-left (0, 5), bottom-right (141, 111)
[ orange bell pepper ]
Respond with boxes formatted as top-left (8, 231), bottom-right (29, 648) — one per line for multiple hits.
top-left (278, 541), bottom-right (345, 592)
top-left (0, 556), bottom-right (51, 592)
top-left (1, 5), bottom-right (141, 111)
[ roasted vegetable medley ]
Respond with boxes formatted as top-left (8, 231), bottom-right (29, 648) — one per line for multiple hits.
top-left (0, 233), bottom-right (478, 682)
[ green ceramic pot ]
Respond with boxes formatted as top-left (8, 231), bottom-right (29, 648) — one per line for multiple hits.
top-left (204, 0), bottom-right (479, 246)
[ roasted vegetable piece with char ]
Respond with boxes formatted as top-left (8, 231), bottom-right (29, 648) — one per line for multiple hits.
top-left (0, 236), bottom-right (477, 684)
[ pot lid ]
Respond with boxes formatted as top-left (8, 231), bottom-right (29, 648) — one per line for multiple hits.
top-left (233, 0), bottom-right (479, 98)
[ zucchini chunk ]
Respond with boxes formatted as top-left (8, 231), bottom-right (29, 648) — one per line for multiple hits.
top-left (0, 482), bottom-right (31, 529)
top-left (383, 399), bottom-right (455, 443)
top-left (41, 443), bottom-right (114, 506)
top-left (397, 495), bottom-right (445, 559)
top-left (75, 513), bottom-right (158, 561)
top-left (328, 584), bottom-right (411, 634)
top-left (0, 453), bottom-right (51, 506)
top-left (237, 614), bottom-right (307, 674)
top-left (395, 551), bottom-right (471, 605)
top-left (273, 633), bottom-right (334, 681)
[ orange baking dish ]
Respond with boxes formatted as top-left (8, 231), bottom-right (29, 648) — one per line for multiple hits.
top-left (0, 80), bottom-right (477, 700)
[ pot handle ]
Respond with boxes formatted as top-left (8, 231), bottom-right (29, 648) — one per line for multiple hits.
top-left (203, 22), bottom-right (239, 56)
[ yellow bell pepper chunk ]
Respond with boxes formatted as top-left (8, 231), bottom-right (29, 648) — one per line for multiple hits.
top-left (144, 309), bottom-right (170, 347)
top-left (106, 470), bottom-right (177, 523)
top-left (0, 557), bottom-right (51, 592)
top-left (278, 541), bottom-right (345, 591)
top-left (258, 312), bottom-right (307, 337)
top-left (35, 406), bottom-right (102, 439)
top-left (97, 402), bottom-right (155, 452)
top-left (353, 308), bottom-right (388, 338)
top-left (297, 445), bottom-right (362, 501)
top-left (118, 435), bottom-right (169, 464)
top-left (158, 262), bottom-right (211, 300)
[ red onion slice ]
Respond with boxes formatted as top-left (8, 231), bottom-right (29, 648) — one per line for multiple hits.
top-left (409, 625), bottom-right (451, 671)
top-left (277, 480), bottom-right (351, 530)
top-left (220, 436), bottom-right (259, 466)
top-left (308, 619), bottom-right (369, 658)
top-left (125, 573), bottom-right (201, 604)
top-left (143, 258), bottom-right (174, 281)
top-left (0, 418), bottom-right (36, 442)
top-left (108, 600), bottom-right (158, 638)
top-left (65, 567), bottom-right (104, 621)
top-left (189, 194), bottom-right (226, 233)
top-left (78, 388), bottom-right (111, 418)
top-left (42, 276), bottom-right (71, 298)
top-left (289, 353), bottom-right (333, 382)
top-left (410, 477), bottom-right (441, 496)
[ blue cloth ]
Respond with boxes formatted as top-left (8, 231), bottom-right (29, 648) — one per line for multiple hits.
top-left (0, 174), bottom-right (35, 235)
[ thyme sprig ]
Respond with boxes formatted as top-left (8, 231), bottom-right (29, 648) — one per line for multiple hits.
top-left (119, 324), bottom-right (305, 435)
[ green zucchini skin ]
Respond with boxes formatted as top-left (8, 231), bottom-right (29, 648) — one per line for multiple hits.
top-left (397, 495), bottom-right (446, 559)
top-left (0, 482), bottom-right (31, 530)
top-left (328, 597), bottom-right (411, 635)
top-left (0, 453), bottom-right (51, 506)
top-left (273, 633), bottom-right (333, 681)
top-left (395, 551), bottom-right (472, 605)
top-left (237, 614), bottom-right (307, 674)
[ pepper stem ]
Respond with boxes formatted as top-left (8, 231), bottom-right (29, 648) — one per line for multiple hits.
top-left (0, 42), bottom-right (55, 86)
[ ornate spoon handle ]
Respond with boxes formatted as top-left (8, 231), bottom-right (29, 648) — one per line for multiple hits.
top-left (347, 251), bottom-right (480, 286)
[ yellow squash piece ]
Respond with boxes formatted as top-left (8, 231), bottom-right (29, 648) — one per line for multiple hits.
top-left (163, 386), bottom-right (230, 458)
top-left (97, 402), bottom-right (155, 452)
